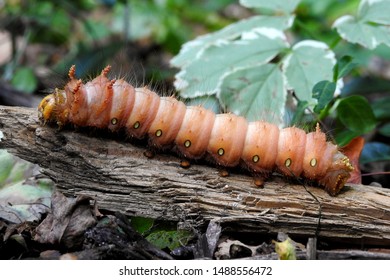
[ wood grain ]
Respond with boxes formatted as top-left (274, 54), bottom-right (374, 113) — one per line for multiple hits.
top-left (1, 105), bottom-right (390, 246)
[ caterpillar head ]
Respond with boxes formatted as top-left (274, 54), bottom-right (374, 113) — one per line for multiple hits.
top-left (38, 88), bottom-right (69, 126)
top-left (38, 93), bottom-right (56, 124)
top-left (319, 152), bottom-right (354, 196)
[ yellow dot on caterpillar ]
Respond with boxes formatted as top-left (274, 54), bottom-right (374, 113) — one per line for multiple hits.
top-left (285, 158), bottom-right (292, 167)
top-left (310, 158), bottom-right (317, 167)
top-left (111, 118), bottom-right (118, 125)
top-left (184, 140), bottom-right (191, 148)
top-left (252, 155), bottom-right (260, 163)
top-left (155, 129), bottom-right (163, 137)
top-left (133, 121), bottom-right (140, 129)
top-left (217, 148), bottom-right (225, 156)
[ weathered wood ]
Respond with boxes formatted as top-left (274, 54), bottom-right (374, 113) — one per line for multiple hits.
top-left (250, 250), bottom-right (390, 260)
top-left (1, 105), bottom-right (390, 247)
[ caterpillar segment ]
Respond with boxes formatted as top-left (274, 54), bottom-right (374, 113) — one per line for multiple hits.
top-left (38, 65), bottom-right (354, 196)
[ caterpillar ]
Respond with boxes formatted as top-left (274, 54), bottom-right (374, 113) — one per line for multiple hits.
top-left (38, 65), bottom-right (354, 196)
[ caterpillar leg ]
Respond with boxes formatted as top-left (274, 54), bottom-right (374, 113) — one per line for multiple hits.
top-left (180, 159), bottom-right (191, 169)
top-left (143, 149), bottom-right (155, 159)
top-left (253, 176), bottom-right (266, 188)
top-left (218, 168), bottom-right (229, 177)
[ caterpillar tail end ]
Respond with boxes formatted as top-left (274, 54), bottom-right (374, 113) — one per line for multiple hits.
top-left (38, 93), bottom-right (56, 124)
top-left (320, 155), bottom-right (354, 196)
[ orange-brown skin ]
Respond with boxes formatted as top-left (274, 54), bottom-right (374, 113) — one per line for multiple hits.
top-left (242, 121), bottom-right (279, 173)
top-left (38, 65), bottom-right (354, 196)
top-left (125, 87), bottom-right (160, 139)
top-left (175, 106), bottom-right (215, 159)
top-left (108, 79), bottom-right (136, 132)
top-left (207, 114), bottom-right (248, 167)
top-left (276, 127), bottom-right (306, 177)
top-left (148, 97), bottom-right (186, 148)
top-left (302, 124), bottom-right (334, 180)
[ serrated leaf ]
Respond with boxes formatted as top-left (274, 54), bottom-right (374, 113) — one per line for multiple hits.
top-left (185, 95), bottom-right (221, 114)
top-left (333, 0), bottom-right (390, 49)
top-left (11, 67), bottom-right (38, 94)
top-left (360, 142), bottom-right (390, 164)
top-left (312, 80), bottom-right (336, 113)
top-left (171, 15), bottom-right (294, 68)
top-left (336, 95), bottom-right (377, 133)
top-left (283, 40), bottom-right (337, 107)
top-left (240, 0), bottom-right (301, 14)
top-left (333, 15), bottom-right (390, 49)
top-left (218, 64), bottom-right (286, 125)
top-left (176, 28), bottom-right (288, 98)
top-left (358, 0), bottom-right (390, 25)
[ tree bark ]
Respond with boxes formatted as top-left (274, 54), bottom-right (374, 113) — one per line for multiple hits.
top-left (1, 105), bottom-right (390, 247)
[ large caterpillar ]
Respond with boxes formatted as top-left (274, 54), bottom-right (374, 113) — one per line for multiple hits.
top-left (38, 65), bottom-right (354, 196)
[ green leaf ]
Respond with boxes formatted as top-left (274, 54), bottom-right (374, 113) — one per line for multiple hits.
top-left (240, 0), bottom-right (301, 14)
top-left (0, 150), bottom-right (14, 186)
top-left (333, 55), bottom-right (358, 81)
top-left (358, 0), bottom-right (390, 25)
top-left (334, 129), bottom-right (361, 147)
top-left (50, 9), bottom-right (71, 35)
top-left (274, 238), bottom-right (297, 260)
top-left (112, 2), bottom-right (161, 41)
top-left (176, 28), bottom-right (288, 98)
top-left (219, 64), bottom-right (286, 124)
top-left (283, 40), bottom-right (337, 107)
top-left (360, 142), bottom-right (390, 164)
top-left (185, 95), bottom-right (221, 114)
top-left (336, 95), bottom-right (377, 133)
top-left (11, 67), bottom-right (38, 94)
top-left (333, 0), bottom-right (390, 49)
top-left (378, 122), bottom-right (390, 137)
top-left (371, 96), bottom-right (390, 120)
top-left (171, 15), bottom-right (294, 68)
top-left (0, 181), bottom-right (53, 223)
top-left (0, 150), bottom-right (37, 187)
top-left (291, 100), bottom-right (309, 125)
top-left (83, 19), bottom-right (110, 41)
top-left (131, 216), bottom-right (154, 235)
top-left (146, 230), bottom-right (193, 250)
top-left (312, 80), bottom-right (336, 113)
top-left (0, 150), bottom-right (53, 223)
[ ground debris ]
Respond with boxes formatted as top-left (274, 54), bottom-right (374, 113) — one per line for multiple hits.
top-left (33, 190), bottom-right (96, 250)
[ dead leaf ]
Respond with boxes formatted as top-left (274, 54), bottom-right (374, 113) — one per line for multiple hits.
top-left (33, 190), bottom-right (96, 250)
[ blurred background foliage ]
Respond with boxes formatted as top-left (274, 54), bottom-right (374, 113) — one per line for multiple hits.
top-left (0, 0), bottom-right (389, 187)
top-left (0, 0), bottom-right (238, 96)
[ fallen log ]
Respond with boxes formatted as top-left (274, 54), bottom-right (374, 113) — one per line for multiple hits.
top-left (1, 105), bottom-right (390, 247)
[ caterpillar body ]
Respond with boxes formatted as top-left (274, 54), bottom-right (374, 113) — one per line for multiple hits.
top-left (38, 65), bottom-right (354, 196)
